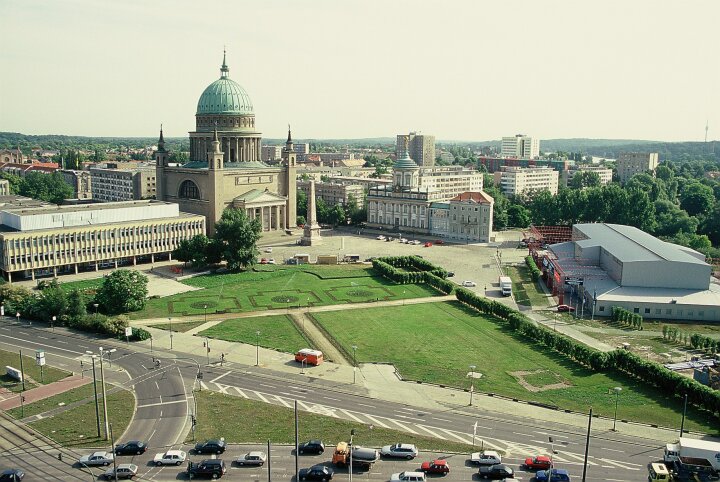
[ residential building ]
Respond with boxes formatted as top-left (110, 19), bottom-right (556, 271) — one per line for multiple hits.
top-left (0, 162), bottom-right (59, 177)
top-left (418, 166), bottom-right (484, 198)
top-left (540, 223), bottom-right (719, 322)
top-left (616, 152), bottom-right (659, 184)
top-left (60, 170), bottom-right (92, 200)
top-left (501, 134), bottom-right (540, 159)
top-left (479, 156), bottom-right (569, 173)
top-left (261, 145), bottom-right (283, 163)
top-left (155, 52), bottom-right (296, 235)
top-left (90, 167), bottom-right (156, 202)
top-left (298, 180), bottom-right (365, 208)
top-left (494, 166), bottom-right (559, 196)
top-left (446, 191), bottom-right (494, 243)
top-left (328, 176), bottom-right (392, 191)
top-left (566, 165), bottom-right (613, 186)
top-left (0, 149), bottom-right (26, 164)
top-left (396, 132), bottom-right (436, 167)
top-left (0, 199), bottom-right (205, 282)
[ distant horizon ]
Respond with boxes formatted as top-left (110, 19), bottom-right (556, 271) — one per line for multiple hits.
top-left (2, 1), bottom-right (718, 141)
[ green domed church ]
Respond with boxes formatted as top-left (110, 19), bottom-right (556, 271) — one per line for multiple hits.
top-left (155, 52), bottom-right (296, 235)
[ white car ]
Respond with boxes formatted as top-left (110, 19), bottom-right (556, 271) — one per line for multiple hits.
top-left (390, 471), bottom-right (426, 482)
top-left (461, 281), bottom-right (477, 287)
top-left (470, 450), bottom-right (502, 465)
top-left (265, 247), bottom-right (273, 253)
top-left (411, 240), bottom-right (422, 245)
top-left (236, 451), bottom-right (267, 466)
top-left (153, 449), bottom-right (187, 466)
top-left (79, 451), bottom-right (114, 466)
top-left (268, 258), bottom-right (276, 264)
top-left (376, 235), bottom-right (386, 240)
top-left (380, 443), bottom-right (418, 459)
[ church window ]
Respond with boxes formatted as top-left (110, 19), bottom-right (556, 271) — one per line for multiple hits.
top-left (179, 180), bottom-right (201, 199)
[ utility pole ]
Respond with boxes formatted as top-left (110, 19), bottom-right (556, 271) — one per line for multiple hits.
top-left (581, 407), bottom-right (592, 482)
top-left (91, 357), bottom-right (101, 438)
top-left (18, 350), bottom-right (26, 392)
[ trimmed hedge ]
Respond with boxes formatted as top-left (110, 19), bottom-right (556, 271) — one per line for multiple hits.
top-left (372, 256), bottom-right (453, 293)
top-left (455, 287), bottom-right (720, 417)
top-left (525, 256), bottom-right (542, 281)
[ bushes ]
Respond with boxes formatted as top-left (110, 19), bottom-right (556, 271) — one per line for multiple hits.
top-left (372, 256), bottom-right (450, 290)
top-left (455, 287), bottom-right (720, 417)
top-left (611, 306), bottom-right (643, 330)
top-left (424, 273), bottom-right (455, 295)
top-left (127, 327), bottom-right (152, 342)
top-left (525, 256), bottom-right (542, 281)
top-left (663, 327), bottom-right (720, 354)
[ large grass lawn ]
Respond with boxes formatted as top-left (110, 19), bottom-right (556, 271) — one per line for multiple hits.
top-left (24, 384), bottom-right (135, 448)
top-left (0, 348), bottom-right (71, 393)
top-left (506, 265), bottom-right (551, 309)
top-left (311, 301), bottom-right (719, 434)
top-left (131, 265), bottom-right (437, 319)
top-left (192, 390), bottom-right (474, 453)
top-left (199, 314), bottom-right (311, 353)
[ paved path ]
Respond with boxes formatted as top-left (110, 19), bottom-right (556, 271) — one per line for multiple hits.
top-left (0, 374), bottom-right (90, 410)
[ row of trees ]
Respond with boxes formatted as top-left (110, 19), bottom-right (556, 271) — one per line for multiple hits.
top-left (296, 189), bottom-right (366, 227)
top-left (174, 208), bottom-right (262, 272)
top-left (453, 287), bottom-right (720, 417)
top-left (0, 271), bottom-right (150, 340)
top-left (0, 171), bottom-right (74, 204)
top-left (371, 256), bottom-right (454, 294)
top-left (661, 326), bottom-right (720, 354)
top-left (610, 307), bottom-right (644, 330)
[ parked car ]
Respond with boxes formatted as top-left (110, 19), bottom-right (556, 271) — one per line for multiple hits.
top-left (187, 459), bottom-right (227, 479)
top-left (434, 240), bottom-right (445, 245)
top-left (268, 258), bottom-right (276, 264)
top-left (461, 281), bottom-right (477, 287)
top-left (470, 451), bottom-right (502, 465)
top-left (535, 468), bottom-right (571, 482)
top-left (446, 271), bottom-right (455, 277)
top-left (380, 443), bottom-right (418, 460)
top-left (236, 451), bottom-right (267, 466)
top-left (390, 471), bottom-right (426, 482)
top-left (260, 258), bottom-right (268, 264)
top-left (265, 247), bottom-right (273, 253)
top-left (424, 242), bottom-right (432, 247)
top-left (376, 235), bottom-right (386, 240)
top-left (524, 455), bottom-right (552, 470)
top-left (299, 464), bottom-right (334, 481)
top-left (298, 440), bottom-right (325, 455)
top-left (0, 469), bottom-right (24, 481)
top-left (194, 439), bottom-right (227, 454)
top-left (114, 440), bottom-right (147, 456)
top-left (153, 449), bottom-right (186, 466)
top-left (557, 305), bottom-right (575, 312)
top-left (102, 464), bottom-right (138, 480)
top-left (478, 464), bottom-right (514, 479)
top-left (420, 459), bottom-right (450, 474)
top-left (78, 451), bottom-right (115, 466)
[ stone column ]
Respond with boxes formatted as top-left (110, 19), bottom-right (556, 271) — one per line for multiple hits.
top-left (235, 138), bottom-right (239, 162)
top-left (75, 264), bottom-right (78, 274)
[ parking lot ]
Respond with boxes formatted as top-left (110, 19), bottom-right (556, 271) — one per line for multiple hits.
top-left (259, 228), bottom-right (527, 299)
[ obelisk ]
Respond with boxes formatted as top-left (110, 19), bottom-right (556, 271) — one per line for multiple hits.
top-left (300, 180), bottom-right (322, 246)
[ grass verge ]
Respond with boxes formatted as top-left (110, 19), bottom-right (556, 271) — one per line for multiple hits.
top-left (0, 348), bottom-right (71, 393)
top-left (199, 314), bottom-right (311, 353)
top-left (27, 384), bottom-right (135, 448)
top-left (191, 390), bottom-right (474, 453)
top-left (149, 320), bottom-right (207, 333)
top-left (506, 266), bottom-right (551, 309)
top-left (312, 301), bottom-right (718, 434)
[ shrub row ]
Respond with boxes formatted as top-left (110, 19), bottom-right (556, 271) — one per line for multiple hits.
top-left (424, 273), bottom-right (455, 295)
top-left (525, 256), bottom-right (542, 281)
top-left (662, 327), bottom-right (720, 354)
top-left (376, 256), bottom-right (448, 279)
top-left (455, 287), bottom-right (720, 417)
top-left (611, 306), bottom-right (643, 330)
top-left (371, 259), bottom-right (455, 294)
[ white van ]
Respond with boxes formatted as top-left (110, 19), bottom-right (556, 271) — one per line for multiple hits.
top-left (390, 472), bottom-right (426, 482)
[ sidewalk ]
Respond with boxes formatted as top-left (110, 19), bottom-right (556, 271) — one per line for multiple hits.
top-left (0, 374), bottom-right (91, 410)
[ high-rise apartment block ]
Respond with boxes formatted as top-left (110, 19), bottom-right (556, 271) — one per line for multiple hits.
top-left (616, 152), bottom-right (659, 184)
top-left (494, 166), bottom-right (559, 196)
top-left (90, 166), bottom-right (156, 202)
top-left (396, 132), bottom-right (436, 167)
top-left (501, 134), bottom-right (540, 159)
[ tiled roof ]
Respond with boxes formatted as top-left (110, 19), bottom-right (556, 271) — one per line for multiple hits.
top-left (450, 191), bottom-right (494, 203)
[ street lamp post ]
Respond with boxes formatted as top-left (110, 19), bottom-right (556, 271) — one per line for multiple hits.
top-left (16, 311), bottom-right (20, 324)
top-left (205, 337), bottom-right (210, 365)
top-left (109, 422), bottom-right (118, 482)
top-left (203, 304), bottom-right (207, 324)
top-left (104, 348), bottom-right (117, 368)
top-left (93, 303), bottom-right (99, 317)
top-left (352, 345), bottom-right (358, 384)
top-left (349, 429), bottom-right (356, 482)
top-left (611, 387), bottom-right (622, 431)
top-left (89, 356), bottom-right (101, 437)
top-left (469, 365), bottom-right (476, 406)
top-left (87, 349), bottom-right (110, 440)
top-left (256, 331), bottom-right (260, 366)
top-left (169, 317), bottom-right (173, 350)
top-left (51, 315), bottom-right (56, 332)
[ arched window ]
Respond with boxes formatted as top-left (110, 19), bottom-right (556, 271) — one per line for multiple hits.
top-left (179, 180), bottom-right (200, 199)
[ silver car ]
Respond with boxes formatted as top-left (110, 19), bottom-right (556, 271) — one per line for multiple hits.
top-left (78, 451), bottom-right (114, 466)
top-left (236, 451), bottom-right (267, 466)
top-left (103, 463), bottom-right (138, 480)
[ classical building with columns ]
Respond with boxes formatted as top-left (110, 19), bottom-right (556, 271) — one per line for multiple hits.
top-left (156, 53), bottom-right (297, 235)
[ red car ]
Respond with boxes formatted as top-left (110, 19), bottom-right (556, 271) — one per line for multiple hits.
top-left (524, 455), bottom-right (552, 470)
top-left (434, 240), bottom-right (445, 245)
top-left (260, 258), bottom-right (268, 264)
top-left (424, 242), bottom-right (433, 247)
top-left (557, 304), bottom-right (575, 312)
top-left (421, 459), bottom-right (449, 475)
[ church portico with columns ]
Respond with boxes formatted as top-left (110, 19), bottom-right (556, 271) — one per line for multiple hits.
top-left (155, 52), bottom-right (297, 235)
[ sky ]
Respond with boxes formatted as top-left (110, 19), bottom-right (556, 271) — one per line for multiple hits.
top-left (1, 0), bottom-right (719, 142)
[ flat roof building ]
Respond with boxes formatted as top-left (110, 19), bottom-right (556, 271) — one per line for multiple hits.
top-left (617, 152), bottom-right (659, 184)
top-left (397, 132), bottom-right (436, 167)
top-left (91, 167), bottom-right (156, 202)
top-left (494, 166), bottom-right (559, 196)
top-left (501, 134), bottom-right (540, 159)
top-left (0, 200), bottom-right (205, 282)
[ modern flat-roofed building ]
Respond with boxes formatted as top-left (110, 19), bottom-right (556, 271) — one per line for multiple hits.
top-left (616, 152), bottom-right (659, 184)
top-left (91, 167), bottom-right (156, 202)
top-left (501, 134), bottom-right (540, 159)
top-left (327, 175), bottom-right (391, 190)
top-left (418, 166), bottom-right (484, 198)
top-left (0, 200), bottom-right (205, 282)
top-left (540, 223), bottom-right (719, 321)
top-left (297, 180), bottom-right (365, 208)
top-left (261, 145), bottom-right (283, 163)
top-left (566, 165), bottom-right (613, 186)
top-left (494, 166), bottom-right (559, 196)
top-left (397, 132), bottom-right (436, 167)
top-left (60, 170), bottom-right (92, 199)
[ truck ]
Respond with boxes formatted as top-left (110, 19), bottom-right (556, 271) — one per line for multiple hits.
top-left (649, 459), bottom-right (719, 481)
top-left (499, 276), bottom-right (512, 297)
top-left (332, 442), bottom-right (379, 470)
top-left (665, 437), bottom-right (720, 472)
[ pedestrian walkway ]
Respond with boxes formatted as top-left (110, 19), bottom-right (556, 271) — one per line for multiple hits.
top-left (0, 374), bottom-right (91, 410)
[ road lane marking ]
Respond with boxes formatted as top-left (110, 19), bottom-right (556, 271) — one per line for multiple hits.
top-left (387, 418), bottom-right (418, 434)
top-left (233, 387), bottom-right (248, 398)
top-left (364, 415), bottom-right (390, 428)
top-left (415, 425), bottom-right (446, 439)
top-left (323, 396), bottom-right (341, 402)
top-left (596, 458), bottom-right (641, 470)
top-left (279, 392), bottom-right (304, 399)
top-left (137, 399), bottom-right (187, 408)
top-left (357, 403), bottom-right (375, 408)
top-left (438, 428), bottom-right (473, 444)
top-left (559, 452), bottom-right (597, 465)
top-left (433, 417), bottom-right (452, 423)
top-left (273, 395), bottom-right (292, 408)
top-left (339, 409), bottom-right (365, 423)
top-left (210, 371), bottom-right (232, 383)
top-left (600, 447), bottom-right (624, 453)
top-left (254, 391), bottom-right (270, 403)
top-left (297, 400), bottom-right (312, 411)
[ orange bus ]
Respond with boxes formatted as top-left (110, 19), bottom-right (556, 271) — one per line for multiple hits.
top-left (295, 348), bottom-right (324, 366)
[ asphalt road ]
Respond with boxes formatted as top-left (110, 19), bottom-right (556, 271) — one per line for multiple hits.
top-left (0, 322), bottom-right (663, 481)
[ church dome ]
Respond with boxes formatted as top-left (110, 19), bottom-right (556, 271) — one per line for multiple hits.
top-left (196, 54), bottom-right (254, 115)
top-left (393, 152), bottom-right (419, 170)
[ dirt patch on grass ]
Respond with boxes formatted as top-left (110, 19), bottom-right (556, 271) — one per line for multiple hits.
top-left (509, 370), bottom-right (572, 392)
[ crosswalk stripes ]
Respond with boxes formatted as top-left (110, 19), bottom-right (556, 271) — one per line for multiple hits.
top-left (339, 409), bottom-right (366, 423)
top-left (386, 418), bottom-right (419, 434)
top-left (273, 395), bottom-right (292, 408)
top-left (233, 387), bottom-right (249, 398)
top-left (253, 391), bottom-right (270, 403)
top-left (364, 414), bottom-right (391, 429)
top-left (415, 425), bottom-right (447, 439)
top-left (438, 428), bottom-right (474, 445)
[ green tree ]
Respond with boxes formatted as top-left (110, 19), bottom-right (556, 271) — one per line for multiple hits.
top-left (95, 269), bottom-right (149, 314)
top-left (188, 234), bottom-right (212, 268)
top-left (506, 204), bottom-right (531, 228)
top-left (679, 181), bottom-right (715, 217)
top-left (172, 239), bottom-right (193, 265)
top-left (653, 200), bottom-right (698, 237)
top-left (296, 188), bottom-right (307, 217)
top-left (35, 279), bottom-right (68, 322)
top-left (570, 171), bottom-right (601, 189)
top-left (329, 203), bottom-right (346, 226)
top-left (18, 172), bottom-right (74, 204)
top-left (214, 208), bottom-right (262, 272)
top-left (66, 288), bottom-right (87, 322)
